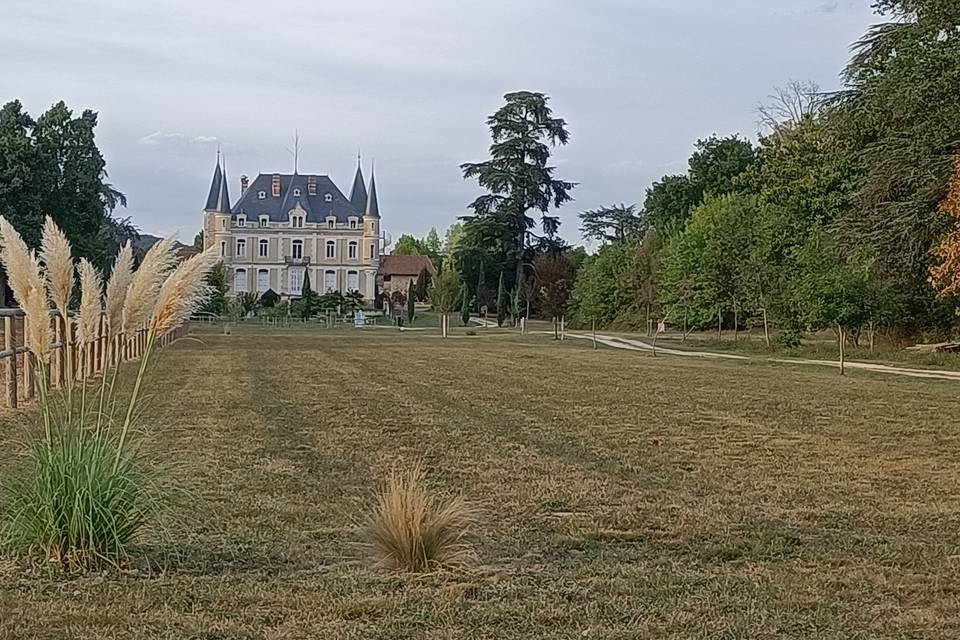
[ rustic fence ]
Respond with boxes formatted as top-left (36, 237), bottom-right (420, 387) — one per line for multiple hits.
top-left (0, 309), bottom-right (188, 410)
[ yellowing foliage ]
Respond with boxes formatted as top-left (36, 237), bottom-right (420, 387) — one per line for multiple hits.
top-left (929, 156), bottom-right (960, 298)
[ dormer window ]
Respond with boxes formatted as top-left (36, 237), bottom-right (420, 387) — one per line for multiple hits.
top-left (293, 188), bottom-right (301, 197)
top-left (258, 190), bottom-right (266, 200)
top-left (237, 215), bottom-right (246, 228)
top-left (291, 215), bottom-right (304, 229)
top-left (324, 193), bottom-right (333, 203)
top-left (327, 219), bottom-right (335, 229)
top-left (259, 215), bottom-right (269, 228)
top-left (349, 219), bottom-right (358, 230)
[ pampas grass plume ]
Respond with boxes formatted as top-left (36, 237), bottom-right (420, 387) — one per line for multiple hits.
top-left (122, 236), bottom-right (176, 335)
top-left (150, 247), bottom-right (217, 336)
top-left (0, 217), bottom-right (51, 362)
top-left (76, 259), bottom-right (103, 347)
top-left (40, 216), bottom-right (74, 317)
top-left (105, 241), bottom-right (133, 339)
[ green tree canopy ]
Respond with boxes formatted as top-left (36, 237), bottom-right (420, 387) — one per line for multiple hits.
top-left (461, 91), bottom-right (576, 292)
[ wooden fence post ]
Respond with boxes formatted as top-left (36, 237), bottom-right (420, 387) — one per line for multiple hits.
top-left (5, 316), bottom-right (17, 408)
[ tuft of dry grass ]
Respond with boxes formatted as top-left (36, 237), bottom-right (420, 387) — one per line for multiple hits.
top-left (366, 460), bottom-right (477, 572)
top-left (0, 217), bottom-right (51, 363)
top-left (105, 241), bottom-right (134, 339)
top-left (39, 216), bottom-right (74, 316)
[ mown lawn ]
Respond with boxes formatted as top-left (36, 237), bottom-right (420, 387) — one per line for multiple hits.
top-left (1, 324), bottom-right (959, 639)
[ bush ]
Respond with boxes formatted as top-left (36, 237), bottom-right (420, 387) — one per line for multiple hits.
top-left (366, 461), bottom-right (476, 572)
top-left (2, 429), bottom-right (154, 570)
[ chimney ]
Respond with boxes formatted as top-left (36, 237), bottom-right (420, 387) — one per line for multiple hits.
top-left (240, 174), bottom-right (249, 195)
top-left (308, 175), bottom-right (317, 196)
top-left (272, 174), bottom-right (281, 197)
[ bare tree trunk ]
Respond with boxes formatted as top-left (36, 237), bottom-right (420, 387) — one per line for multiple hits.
top-left (717, 308), bottom-right (722, 343)
top-left (561, 315), bottom-right (565, 341)
top-left (645, 304), bottom-right (651, 337)
top-left (553, 316), bottom-right (558, 340)
top-left (838, 324), bottom-right (845, 376)
top-left (682, 312), bottom-right (688, 344)
top-left (592, 319), bottom-right (597, 350)
top-left (869, 321), bottom-right (875, 352)
top-left (762, 308), bottom-right (770, 348)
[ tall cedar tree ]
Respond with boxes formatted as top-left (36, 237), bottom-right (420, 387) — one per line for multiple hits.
top-left (578, 204), bottom-right (645, 244)
top-left (461, 92), bottom-right (576, 293)
top-left (930, 157), bottom-right (960, 298)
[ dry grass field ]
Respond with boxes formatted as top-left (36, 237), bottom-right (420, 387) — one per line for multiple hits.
top-left (1, 324), bottom-right (959, 639)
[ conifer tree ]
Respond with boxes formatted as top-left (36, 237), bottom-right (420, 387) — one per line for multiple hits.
top-left (460, 285), bottom-right (471, 326)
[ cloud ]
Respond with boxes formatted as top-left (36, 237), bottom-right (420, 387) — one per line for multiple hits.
top-left (138, 131), bottom-right (220, 147)
top-left (815, 1), bottom-right (841, 13)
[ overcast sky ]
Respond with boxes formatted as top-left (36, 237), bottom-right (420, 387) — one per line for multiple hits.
top-left (2, 0), bottom-right (879, 247)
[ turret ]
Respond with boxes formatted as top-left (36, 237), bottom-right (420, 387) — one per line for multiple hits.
top-left (202, 152), bottom-right (232, 255)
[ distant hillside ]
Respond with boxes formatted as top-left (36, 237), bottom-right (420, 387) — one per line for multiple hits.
top-left (134, 234), bottom-right (189, 254)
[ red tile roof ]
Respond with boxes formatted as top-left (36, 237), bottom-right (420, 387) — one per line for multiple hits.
top-left (379, 255), bottom-right (437, 277)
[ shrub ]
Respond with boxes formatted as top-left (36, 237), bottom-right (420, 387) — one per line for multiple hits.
top-left (0, 216), bottom-right (215, 570)
top-left (366, 461), bottom-right (476, 572)
top-left (2, 429), bottom-right (153, 570)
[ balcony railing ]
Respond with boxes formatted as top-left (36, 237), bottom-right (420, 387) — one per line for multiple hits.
top-left (284, 256), bottom-right (311, 266)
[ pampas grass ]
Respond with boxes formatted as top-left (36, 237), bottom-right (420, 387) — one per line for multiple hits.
top-left (0, 218), bottom-right (50, 364)
top-left (366, 461), bottom-right (477, 572)
top-left (105, 241), bottom-right (133, 340)
top-left (40, 216), bottom-right (74, 317)
top-left (75, 259), bottom-right (102, 349)
top-left (150, 248), bottom-right (217, 336)
top-left (122, 236), bottom-right (176, 336)
top-left (0, 217), bottom-right (215, 570)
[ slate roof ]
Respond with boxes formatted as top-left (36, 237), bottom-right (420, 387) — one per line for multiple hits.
top-left (204, 160), bottom-right (232, 213)
top-left (366, 170), bottom-right (380, 219)
top-left (231, 173), bottom-right (359, 223)
top-left (349, 163), bottom-right (368, 213)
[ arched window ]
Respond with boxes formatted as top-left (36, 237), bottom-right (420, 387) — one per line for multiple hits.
top-left (257, 269), bottom-right (269, 292)
top-left (293, 188), bottom-right (301, 197)
top-left (348, 241), bottom-right (357, 259)
top-left (324, 193), bottom-right (333, 202)
top-left (347, 270), bottom-right (359, 292)
top-left (291, 240), bottom-right (304, 259)
top-left (324, 270), bottom-right (336, 292)
top-left (325, 241), bottom-right (335, 259)
top-left (236, 238), bottom-right (246, 257)
top-left (234, 268), bottom-right (247, 293)
top-left (259, 239), bottom-right (269, 257)
top-left (257, 190), bottom-right (266, 200)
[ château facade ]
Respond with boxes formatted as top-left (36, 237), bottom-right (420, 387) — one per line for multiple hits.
top-left (202, 155), bottom-right (382, 301)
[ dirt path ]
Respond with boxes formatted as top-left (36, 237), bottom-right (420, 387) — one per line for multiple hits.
top-left (564, 332), bottom-right (960, 381)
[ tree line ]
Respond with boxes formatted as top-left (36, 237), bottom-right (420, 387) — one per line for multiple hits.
top-left (437, 1), bottom-right (960, 344)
